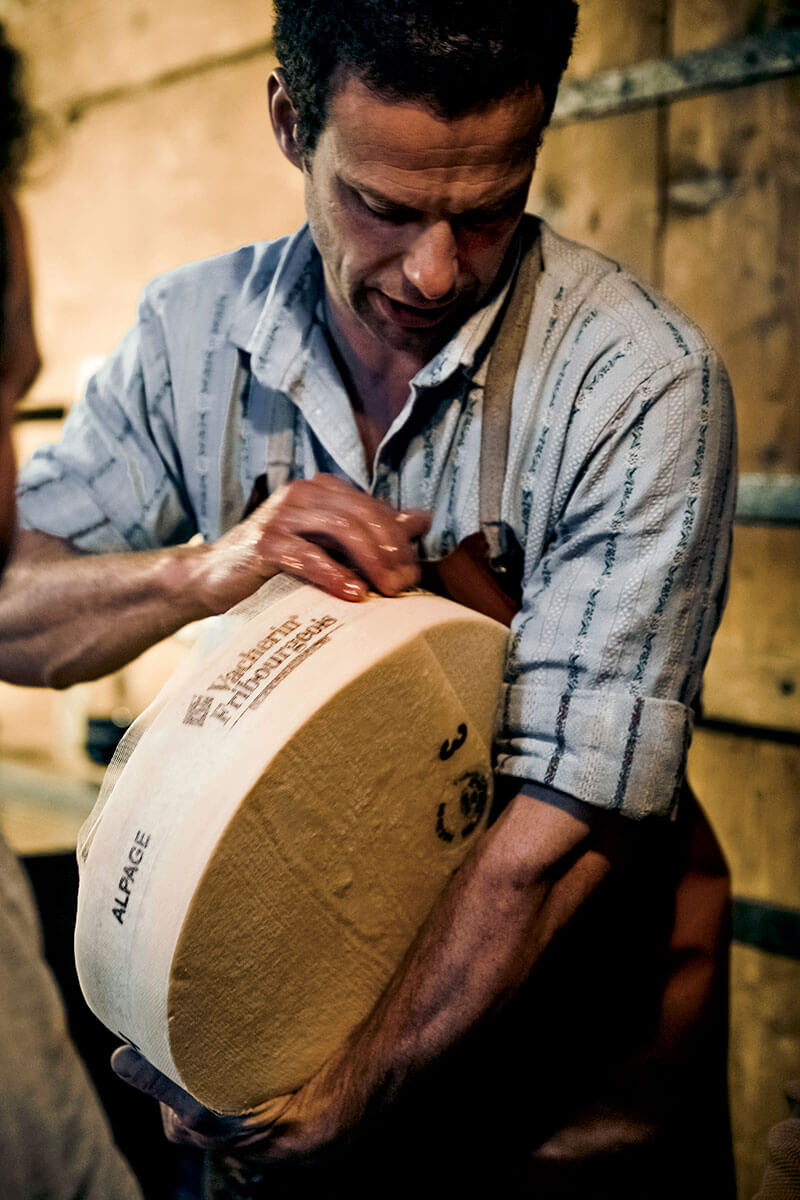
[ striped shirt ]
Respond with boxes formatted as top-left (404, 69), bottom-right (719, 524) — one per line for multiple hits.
top-left (17, 220), bottom-right (736, 819)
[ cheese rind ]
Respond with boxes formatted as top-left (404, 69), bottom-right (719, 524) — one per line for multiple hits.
top-left (75, 578), bottom-right (509, 1112)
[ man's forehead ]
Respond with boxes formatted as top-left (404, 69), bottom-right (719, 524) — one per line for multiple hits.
top-left (326, 76), bottom-right (541, 163)
top-left (324, 76), bottom-right (543, 205)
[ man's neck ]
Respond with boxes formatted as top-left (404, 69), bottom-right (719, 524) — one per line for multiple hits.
top-left (322, 292), bottom-right (438, 465)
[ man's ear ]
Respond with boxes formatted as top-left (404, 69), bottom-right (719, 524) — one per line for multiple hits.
top-left (268, 69), bottom-right (304, 171)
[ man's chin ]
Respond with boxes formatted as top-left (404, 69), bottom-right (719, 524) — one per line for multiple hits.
top-left (360, 292), bottom-right (470, 356)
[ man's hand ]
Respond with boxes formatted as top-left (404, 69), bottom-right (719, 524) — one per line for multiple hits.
top-left (111, 1045), bottom-right (347, 1177)
top-left (197, 474), bottom-right (432, 614)
top-left (0, 474), bottom-right (431, 686)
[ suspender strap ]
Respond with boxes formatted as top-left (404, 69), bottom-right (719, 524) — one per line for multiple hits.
top-left (479, 219), bottom-right (542, 568)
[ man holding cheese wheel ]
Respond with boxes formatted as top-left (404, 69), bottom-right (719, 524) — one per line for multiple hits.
top-left (2, 2), bottom-right (736, 1197)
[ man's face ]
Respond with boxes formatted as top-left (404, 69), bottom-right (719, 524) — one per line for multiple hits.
top-left (0, 189), bottom-right (40, 578)
top-left (276, 75), bottom-right (545, 362)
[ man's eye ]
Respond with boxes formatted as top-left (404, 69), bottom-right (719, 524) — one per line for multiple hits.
top-left (457, 215), bottom-right (495, 231)
top-left (363, 200), bottom-right (414, 224)
top-left (457, 207), bottom-right (514, 231)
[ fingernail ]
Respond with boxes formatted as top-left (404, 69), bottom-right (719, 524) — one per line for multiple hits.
top-left (111, 1046), bottom-right (137, 1079)
top-left (397, 508), bottom-right (431, 526)
top-left (342, 581), bottom-right (365, 601)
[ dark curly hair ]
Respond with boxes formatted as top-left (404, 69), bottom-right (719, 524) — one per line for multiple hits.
top-left (273, 0), bottom-right (579, 156)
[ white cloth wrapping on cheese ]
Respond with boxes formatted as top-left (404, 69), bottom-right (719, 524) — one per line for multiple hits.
top-left (75, 575), bottom-right (509, 1113)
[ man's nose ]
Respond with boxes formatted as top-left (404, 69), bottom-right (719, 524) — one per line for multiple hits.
top-left (402, 220), bottom-right (458, 301)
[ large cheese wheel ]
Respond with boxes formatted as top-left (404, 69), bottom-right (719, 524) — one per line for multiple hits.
top-left (75, 575), bottom-right (509, 1113)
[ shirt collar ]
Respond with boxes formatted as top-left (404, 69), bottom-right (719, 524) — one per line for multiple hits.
top-left (228, 223), bottom-right (521, 395)
top-left (228, 226), bottom-right (323, 390)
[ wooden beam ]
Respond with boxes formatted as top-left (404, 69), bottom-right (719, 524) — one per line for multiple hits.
top-left (732, 897), bottom-right (800, 960)
top-left (553, 29), bottom-right (800, 125)
top-left (736, 474), bottom-right (800, 527)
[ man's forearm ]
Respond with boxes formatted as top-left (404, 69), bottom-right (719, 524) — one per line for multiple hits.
top-left (253, 790), bottom-right (636, 1155)
top-left (0, 530), bottom-right (212, 687)
top-left (113, 788), bottom-right (640, 1164)
top-left (1, 479), bottom-right (431, 688)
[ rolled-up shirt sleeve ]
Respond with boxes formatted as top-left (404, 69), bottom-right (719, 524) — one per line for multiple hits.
top-left (495, 348), bottom-right (737, 820)
top-left (17, 288), bottom-right (197, 553)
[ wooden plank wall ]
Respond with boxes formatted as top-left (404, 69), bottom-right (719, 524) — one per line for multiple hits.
top-left (2, 2), bottom-right (799, 1195)
top-left (530, 3), bottom-right (800, 1196)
